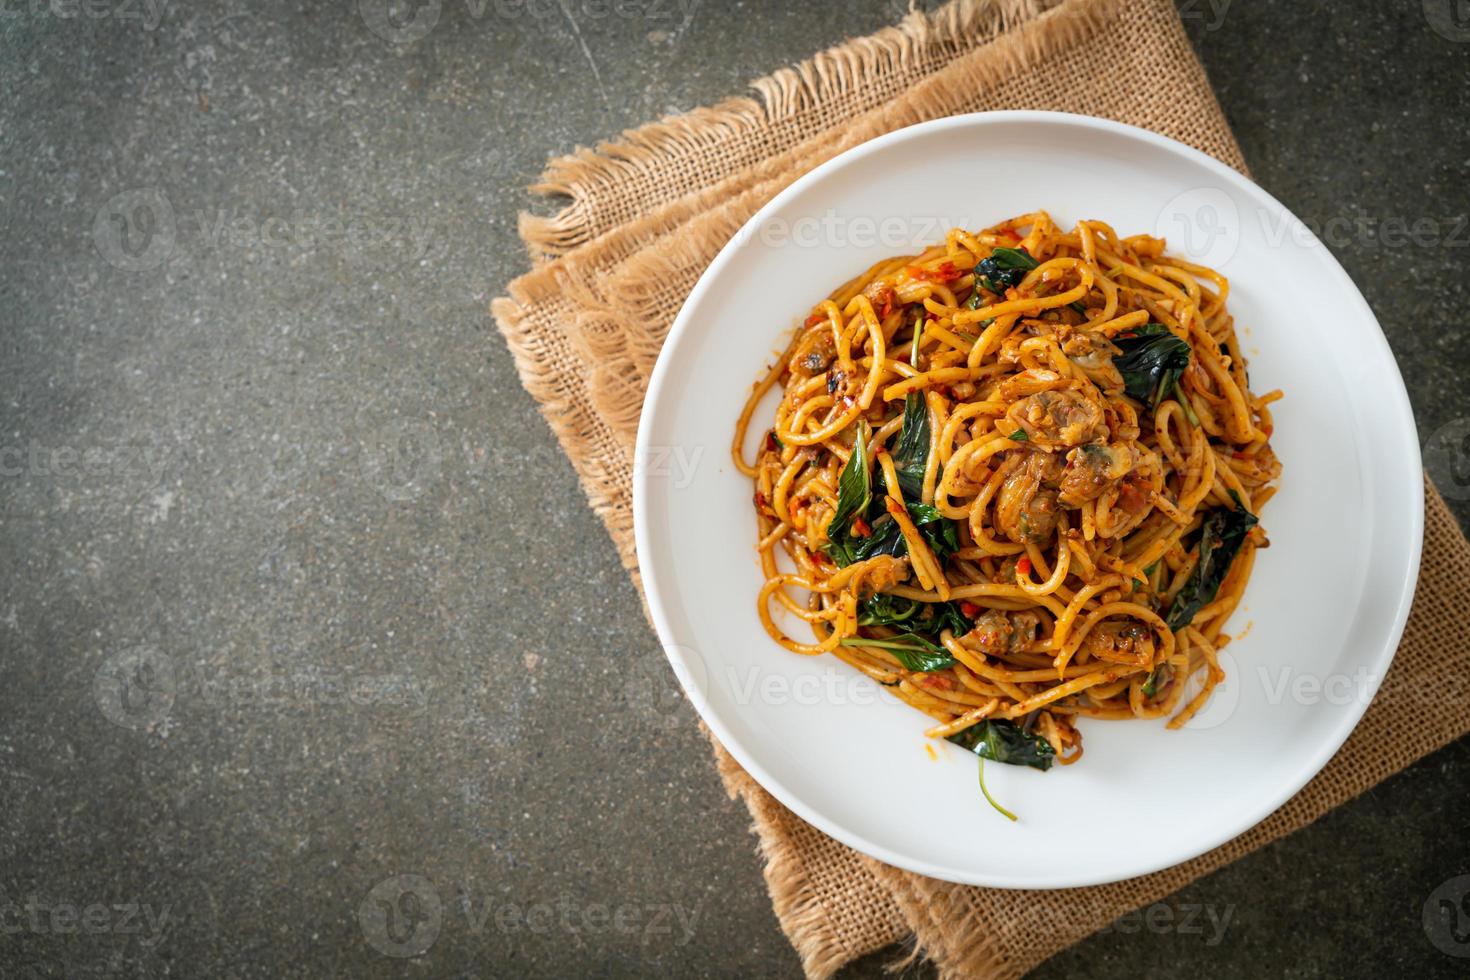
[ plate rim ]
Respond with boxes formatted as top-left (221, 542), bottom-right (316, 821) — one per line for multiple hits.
top-left (632, 109), bottom-right (1424, 888)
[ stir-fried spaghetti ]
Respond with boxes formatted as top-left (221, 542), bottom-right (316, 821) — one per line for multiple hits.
top-left (733, 211), bottom-right (1281, 780)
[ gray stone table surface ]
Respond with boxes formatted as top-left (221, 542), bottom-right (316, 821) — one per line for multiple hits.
top-left (2, 0), bottom-right (1468, 977)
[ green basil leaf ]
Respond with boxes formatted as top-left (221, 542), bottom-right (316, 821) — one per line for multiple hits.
top-left (1112, 323), bottom-right (1193, 411)
top-left (974, 246), bottom-right (1038, 295)
top-left (971, 245), bottom-right (1085, 314)
top-left (851, 503), bottom-right (961, 564)
top-left (946, 718), bottom-right (1055, 771)
top-left (908, 503), bottom-right (960, 559)
top-left (923, 600), bottom-right (975, 637)
top-left (858, 595), bottom-right (973, 636)
top-left (851, 513), bottom-right (904, 562)
top-left (1165, 501), bottom-right (1260, 632)
top-left (1142, 663), bottom-right (1170, 697)
top-left (822, 422), bottom-right (871, 567)
top-left (891, 391), bottom-right (930, 501)
top-left (857, 593), bottom-right (924, 628)
top-left (838, 633), bottom-right (954, 672)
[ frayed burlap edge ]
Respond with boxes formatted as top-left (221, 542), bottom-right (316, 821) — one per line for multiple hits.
top-left (708, 730), bottom-right (909, 977)
top-left (491, 0), bottom-right (1137, 580)
top-left (519, 0), bottom-right (1070, 263)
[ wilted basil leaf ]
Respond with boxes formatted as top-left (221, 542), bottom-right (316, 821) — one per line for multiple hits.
top-left (910, 503), bottom-right (960, 558)
top-left (838, 633), bottom-right (954, 672)
top-left (858, 594), bottom-right (973, 636)
top-left (1165, 501), bottom-right (1259, 632)
top-left (1141, 663), bottom-right (1170, 697)
top-left (1113, 323), bottom-right (1192, 411)
top-left (970, 246), bottom-right (1085, 315)
top-left (858, 593), bottom-right (924, 628)
top-left (823, 422), bottom-right (871, 566)
top-left (850, 513), bottom-right (902, 562)
top-left (974, 246), bottom-right (1037, 295)
top-left (922, 600), bottom-right (975, 637)
top-left (946, 718), bottom-right (1055, 771)
top-left (853, 503), bottom-right (960, 564)
top-left (891, 391), bottom-right (930, 501)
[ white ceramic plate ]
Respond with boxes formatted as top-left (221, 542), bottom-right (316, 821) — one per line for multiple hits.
top-left (633, 112), bottom-right (1422, 888)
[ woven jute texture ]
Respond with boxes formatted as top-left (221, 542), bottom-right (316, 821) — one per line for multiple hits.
top-left (490, 1), bottom-right (1470, 976)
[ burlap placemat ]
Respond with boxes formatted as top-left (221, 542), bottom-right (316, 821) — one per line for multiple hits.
top-left (490, 1), bottom-right (1470, 975)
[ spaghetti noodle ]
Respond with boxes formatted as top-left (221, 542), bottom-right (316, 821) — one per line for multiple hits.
top-left (734, 212), bottom-right (1280, 785)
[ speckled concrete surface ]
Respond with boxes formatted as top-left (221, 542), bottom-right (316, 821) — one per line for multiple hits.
top-left (0, 1), bottom-right (1467, 977)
